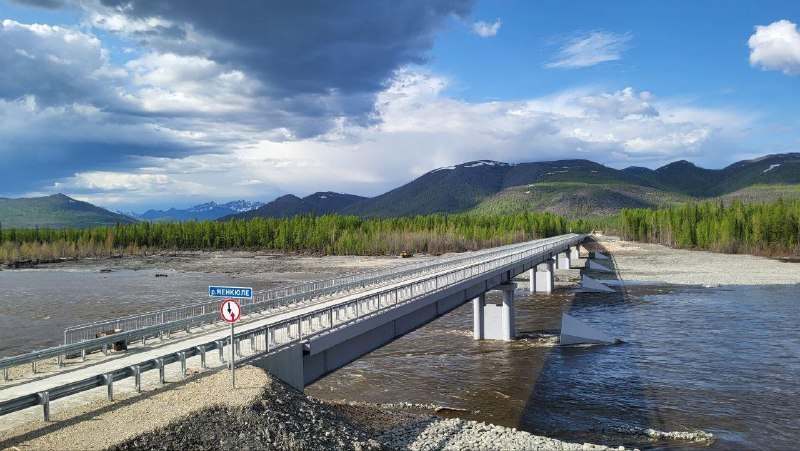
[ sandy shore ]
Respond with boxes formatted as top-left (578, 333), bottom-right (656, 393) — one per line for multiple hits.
top-left (59, 250), bottom-right (423, 283)
top-left (593, 237), bottom-right (800, 286)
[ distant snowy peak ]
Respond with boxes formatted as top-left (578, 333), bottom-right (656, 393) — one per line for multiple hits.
top-left (185, 200), bottom-right (264, 213)
top-left (222, 199), bottom-right (266, 212)
top-left (103, 207), bottom-right (141, 219)
top-left (188, 201), bottom-right (221, 213)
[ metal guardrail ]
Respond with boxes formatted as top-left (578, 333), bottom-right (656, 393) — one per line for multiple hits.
top-left (0, 234), bottom-right (585, 421)
top-left (1, 236), bottom-right (576, 382)
top-left (62, 237), bottom-right (568, 344)
top-left (0, 234), bottom-right (586, 421)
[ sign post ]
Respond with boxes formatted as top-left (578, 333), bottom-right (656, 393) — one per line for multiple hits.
top-left (220, 298), bottom-right (241, 388)
top-left (210, 286), bottom-right (252, 389)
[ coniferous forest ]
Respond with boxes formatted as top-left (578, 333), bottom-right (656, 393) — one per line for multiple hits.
top-left (618, 199), bottom-right (800, 255)
top-left (0, 213), bottom-right (600, 262)
top-left (2, 199), bottom-right (797, 263)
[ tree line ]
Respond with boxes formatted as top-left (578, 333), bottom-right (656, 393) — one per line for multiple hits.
top-left (618, 199), bottom-right (800, 255)
top-left (0, 212), bottom-right (600, 262)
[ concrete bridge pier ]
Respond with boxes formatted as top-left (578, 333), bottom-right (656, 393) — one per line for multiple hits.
top-left (474, 283), bottom-right (517, 342)
top-left (473, 293), bottom-right (485, 340)
top-left (499, 283), bottom-right (516, 341)
top-left (530, 258), bottom-right (555, 293)
top-left (569, 245), bottom-right (580, 261)
top-left (556, 251), bottom-right (571, 269)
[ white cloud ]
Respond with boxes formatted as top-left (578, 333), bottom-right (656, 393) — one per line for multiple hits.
top-left (41, 69), bottom-right (756, 209)
top-left (748, 20), bottom-right (800, 75)
top-left (123, 52), bottom-right (261, 115)
top-left (0, 19), bottom-right (114, 105)
top-left (0, 12), bottom-right (758, 210)
top-left (546, 30), bottom-right (632, 69)
top-left (471, 19), bottom-right (502, 38)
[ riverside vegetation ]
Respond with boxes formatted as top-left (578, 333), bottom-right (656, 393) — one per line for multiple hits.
top-left (618, 199), bottom-right (800, 255)
top-left (0, 212), bottom-right (600, 262)
top-left (3, 198), bottom-right (797, 263)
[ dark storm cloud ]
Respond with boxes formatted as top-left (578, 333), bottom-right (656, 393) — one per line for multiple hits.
top-left (9, 0), bottom-right (68, 9)
top-left (1, 137), bottom-right (210, 195)
top-left (96, 0), bottom-right (475, 120)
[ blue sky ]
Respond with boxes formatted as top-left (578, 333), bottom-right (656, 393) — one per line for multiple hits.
top-left (0, 0), bottom-right (798, 210)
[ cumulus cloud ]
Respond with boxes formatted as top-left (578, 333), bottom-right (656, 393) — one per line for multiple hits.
top-left (0, 20), bottom-right (114, 106)
top-left (84, 0), bottom-right (475, 132)
top-left (749, 20), bottom-right (800, 75)
top-left (472, 19), bottom-right (501, 38)
top-left (0, 7), bottom-right (756, 210)
top-left (546, 30), bottom-right (632, 69)
top-left (47, 71), bottom-right (752, 209)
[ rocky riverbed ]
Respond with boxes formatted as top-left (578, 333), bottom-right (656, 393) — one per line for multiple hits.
top-left (108, 368), bottom-right (631, 451)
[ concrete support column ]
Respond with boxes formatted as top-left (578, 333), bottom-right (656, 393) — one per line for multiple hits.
top-left (528, 268), bottom-right (535, 292)
top-left (569, 246), bottom-right (580, 261)
top-left (497, 283), bottom-right (517, 342)
top-left (556, 251), bottom-right (571, 270)
top-left (534, 259), bottom-right (555, 293)
top-left (472, 294), bottom-right (485, 340)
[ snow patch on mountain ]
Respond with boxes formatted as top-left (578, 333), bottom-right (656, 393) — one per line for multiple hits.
top-left (461, 160), bottom-right (510, 168)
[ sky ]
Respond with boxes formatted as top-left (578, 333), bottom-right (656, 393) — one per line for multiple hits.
top-left (0, 0), bottom-right (798, 211)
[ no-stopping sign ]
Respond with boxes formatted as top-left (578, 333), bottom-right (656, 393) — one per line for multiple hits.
top-left (220, 298), bottom-right (241, 323)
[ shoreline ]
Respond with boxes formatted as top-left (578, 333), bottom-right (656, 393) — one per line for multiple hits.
top-left (0, 366), bottom-right (637, 451)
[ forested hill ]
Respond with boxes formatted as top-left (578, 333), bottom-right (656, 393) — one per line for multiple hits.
top-left (0, 194), bottom-right (137, 229)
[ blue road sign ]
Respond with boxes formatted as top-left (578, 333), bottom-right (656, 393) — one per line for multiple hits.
top-left (208, 286), bottom-right (253, 299)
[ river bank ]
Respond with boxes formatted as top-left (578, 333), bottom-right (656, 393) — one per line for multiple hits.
top-left (594, 237), bottom-right (800, 285)
top-left (0, 365), bottom-right (630, 451)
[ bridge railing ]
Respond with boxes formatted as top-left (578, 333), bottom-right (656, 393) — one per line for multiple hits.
top-left (2, 236), bottom-right (574, 381)
top-left (268, 233), bottom-right (586, 349)
top-left (0, 234), bottom-right (585, 420)
top-left (62, 236), bottom-right (566, 345)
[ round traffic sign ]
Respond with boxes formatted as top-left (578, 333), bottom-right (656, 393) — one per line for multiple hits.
top-left (220, 298), bottom-right (241, 323)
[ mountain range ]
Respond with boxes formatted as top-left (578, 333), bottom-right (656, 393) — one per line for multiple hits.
top-left (226, 153), bottom-right (799, 220)
top-left (136, 200), bottom-right (266, 222)
top-left (2, 153), bottom-right (798, 228)
top-left (220, 192), bottom-right (367, 221)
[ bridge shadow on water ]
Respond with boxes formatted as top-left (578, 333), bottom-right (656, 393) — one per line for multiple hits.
top-left (517, 246), bottom-right (682, 450)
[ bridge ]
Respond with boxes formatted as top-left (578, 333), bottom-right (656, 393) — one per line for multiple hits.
top-left (0, 233), bottom-right (603, 423)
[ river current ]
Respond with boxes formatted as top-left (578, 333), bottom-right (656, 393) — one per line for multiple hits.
top-left (1, 264), bottom-right (798, 449)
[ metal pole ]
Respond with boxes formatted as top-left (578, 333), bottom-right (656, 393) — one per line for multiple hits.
top-left (106, 373), bottom-right (114, 401)
top-left (230, 322), bottom-right (236, 389)
top-left (40, 391), bottom-right (50, 422)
